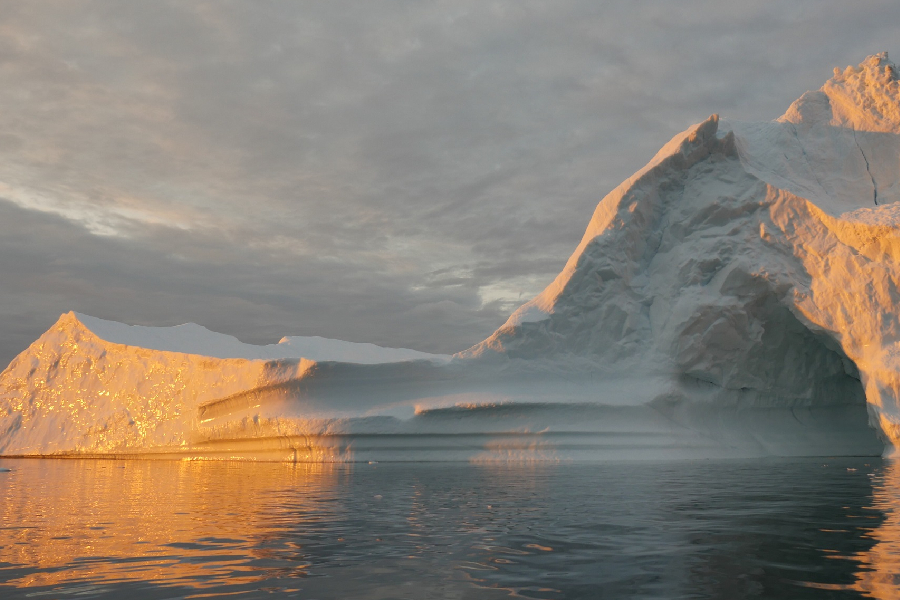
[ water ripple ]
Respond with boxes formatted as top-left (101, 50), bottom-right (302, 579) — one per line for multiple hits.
top-left (0, 458), bottom-right (894, 599)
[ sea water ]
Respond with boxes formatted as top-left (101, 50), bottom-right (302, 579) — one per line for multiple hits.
top-left (0, 457), bottom-right (896, 599)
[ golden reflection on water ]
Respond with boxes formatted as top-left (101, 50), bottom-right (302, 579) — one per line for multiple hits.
top-left (854, 460), bottom-right (900, 598)
top-left (0, 460), bottom-right (342, 592)
top-left (5, 458), bottom-right (899, 599)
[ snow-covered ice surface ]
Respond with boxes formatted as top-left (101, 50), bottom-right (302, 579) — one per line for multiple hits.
top-left (5, 54), bottom-right (900, 461)
top-left (73, 312), bottom-right (451, 364)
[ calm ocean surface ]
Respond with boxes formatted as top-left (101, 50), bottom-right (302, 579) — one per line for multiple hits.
top-left (0, 457), bottom-right (898, 599)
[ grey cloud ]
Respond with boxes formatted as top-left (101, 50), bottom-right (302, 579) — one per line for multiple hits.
top-left (2, 0), bottom-right (900, 365)
top-left (0, 201), bottom-right (505, 365)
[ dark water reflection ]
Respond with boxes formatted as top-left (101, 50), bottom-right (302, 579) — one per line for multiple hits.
top-left (0, 457), bottom-right (896, 599)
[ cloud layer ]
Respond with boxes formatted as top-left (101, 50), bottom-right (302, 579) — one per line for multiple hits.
top-left (1, 0), bottom-right (899, 364)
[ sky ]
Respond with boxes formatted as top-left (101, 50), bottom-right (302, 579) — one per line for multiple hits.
top-left (1, 0), bottom-right (900, 365)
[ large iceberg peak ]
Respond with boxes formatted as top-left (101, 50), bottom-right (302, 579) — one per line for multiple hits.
top-left (780, 52), bottom-right (900, 133)
top-left (458, 53), bottom-right (900, 456)
top-left (462, 113), bottom-right (737, 359)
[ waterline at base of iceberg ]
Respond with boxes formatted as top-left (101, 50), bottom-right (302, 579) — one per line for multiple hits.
top-left (2, 402), bottom-right (880, 462)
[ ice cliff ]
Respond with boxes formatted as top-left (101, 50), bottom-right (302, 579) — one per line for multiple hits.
top-left (3, 54), bottom-right (900, 461)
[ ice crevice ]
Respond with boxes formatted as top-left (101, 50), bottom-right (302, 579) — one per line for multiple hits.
top-left (852, 128), bottom-right (879, 205)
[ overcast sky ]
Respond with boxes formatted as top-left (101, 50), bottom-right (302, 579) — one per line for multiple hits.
top-left (1, 0), bottom-right (899, 364)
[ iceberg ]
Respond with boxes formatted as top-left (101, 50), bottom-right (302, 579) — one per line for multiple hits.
top-left (4, 53), bottom-right (900, 461)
